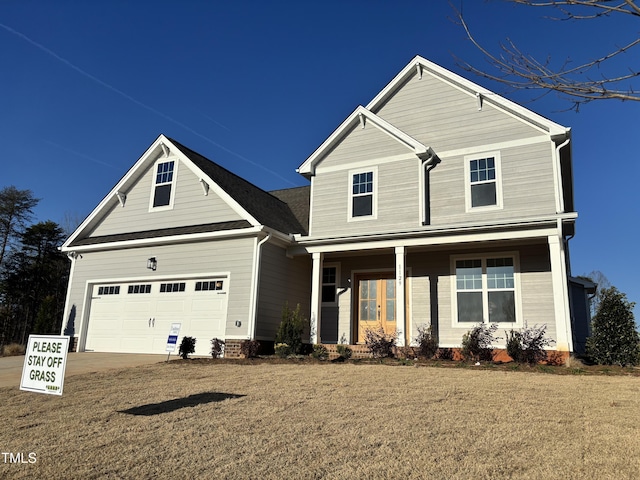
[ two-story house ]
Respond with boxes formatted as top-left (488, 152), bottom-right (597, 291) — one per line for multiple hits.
top-left (60, 56), bottom-right (591, 357)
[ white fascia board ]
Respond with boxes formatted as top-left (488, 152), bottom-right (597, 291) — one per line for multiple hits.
top-left (297, 106), bottom-right (428, 176)
top-left (367, 55), bottom-right (568, 138)
top-left (162, 137), bottom-right (260, 227)
top-left (63, 135), bottom-right (170, 248)
top-left (301, 226), bottom-right (560, 254)
top-left (293, 213), bottom-right (577, 251)
top-left (61, 226), bottom-right (264, 253)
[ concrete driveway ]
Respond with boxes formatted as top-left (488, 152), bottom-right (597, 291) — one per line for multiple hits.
top-left (0, 352), bottom-right (168, 389)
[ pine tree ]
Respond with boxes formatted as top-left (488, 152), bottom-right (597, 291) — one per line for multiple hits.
top-left (586, 287), bottom-right (639, 366)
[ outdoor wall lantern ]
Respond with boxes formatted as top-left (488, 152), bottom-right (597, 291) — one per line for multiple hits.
top-left (147, 257), bottom-right (157, 271)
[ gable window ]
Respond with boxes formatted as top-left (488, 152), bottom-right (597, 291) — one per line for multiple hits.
top-left (348, 167), bottom-right (377, 220)
top-left (465, 152), bottom-right (502, 211)
top-left (151, 160), bottom-right (176, 209)
top-left (453, 254), bottom-right (518, 325)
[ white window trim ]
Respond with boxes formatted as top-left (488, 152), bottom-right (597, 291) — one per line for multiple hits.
top-left (450, 251), bottom-right (523, 329)
top-left (347, 166), bottom-right (378, 221)
top-left (149, 158), bottom-right (178, 212)
top-left (321, 262), bottom-right (340, 307)
top-left (464, 151), bottom-right (503, 212)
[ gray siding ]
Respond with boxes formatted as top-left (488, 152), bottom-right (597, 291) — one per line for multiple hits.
top-left (374, 71), bottom-right (543, 153)
top-left (311, 156), bottom-right (421, 236)
top-left (255, 242), bottom-right (311, 341)
top-left (62, 237), bottom-right (256, 346)
top-left (309, 69), bottom-right (558, 238)
top-left (89, 157), bottom-right (243, 237)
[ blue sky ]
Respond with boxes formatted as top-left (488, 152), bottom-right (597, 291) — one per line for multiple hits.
top-left (2, 1), bottom-right (638, 312)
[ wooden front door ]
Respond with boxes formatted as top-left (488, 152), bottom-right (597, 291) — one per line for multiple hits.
top-left (356, 273), bottom-right (396, 343)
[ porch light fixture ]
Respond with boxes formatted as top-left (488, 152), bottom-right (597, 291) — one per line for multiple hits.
top-left (147, 257), bottom-right (157, 271)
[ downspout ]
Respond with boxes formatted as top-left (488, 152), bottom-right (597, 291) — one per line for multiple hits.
top-left (248, 233), bottom-right (271, 340)
top-left (421, 149), bottom-right (440, 226)
top-left (555, 137), bottom-right (570, 214)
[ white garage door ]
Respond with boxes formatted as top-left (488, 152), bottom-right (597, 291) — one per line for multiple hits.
top-left (85, 277), bottom-right (228, 356)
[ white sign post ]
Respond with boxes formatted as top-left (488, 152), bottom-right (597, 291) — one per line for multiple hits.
top-left (20, 335), bottom-right (70, 396)
top-left (166, 323), bottom-right (181, 361)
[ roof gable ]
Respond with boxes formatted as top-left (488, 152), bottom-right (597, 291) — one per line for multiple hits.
top-left (63, 135), bottom-right (309, 249)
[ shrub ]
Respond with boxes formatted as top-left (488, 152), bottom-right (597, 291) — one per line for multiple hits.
top-left (415, 324), bottom-right (438, 359)
top-left (2, 343), bottom-right (26, 357)
top-left (505, 324), bottom-right (555, 365)
top-left (586, 287), bottom-right (639, 366)
top-left (336, 344), bottom-right (352, 360)
top-left (274, 343), bottom-right (291, 358)
top-left (240, 339), bottom-right (260, 358)
top-left (461, 323), bottom-right (500, 362)
top-left (436, 348), bottom-right (454, 361)
top-left (178, 336), bottom-right (196, 359)
top-left (210, 338), bottom-right (225, 358)
top-left (311, 344), bottom-right (328, 360)
top-left (275, 302), bottom-right (306, 355)
top-left (364, 325), bottom-right (398, 358)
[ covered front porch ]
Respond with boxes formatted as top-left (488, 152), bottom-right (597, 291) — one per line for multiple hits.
top-left (301, 227), bottom-right (574, 352)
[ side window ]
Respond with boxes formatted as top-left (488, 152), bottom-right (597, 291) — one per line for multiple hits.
top-left (321, 266), bottom-right (338, 305)
top-left (465, 153), bottom-right (502, 211)
top-left (151, 160), bottom-right (176, 209)
top-left (349, 167), bottom-right (377, 220)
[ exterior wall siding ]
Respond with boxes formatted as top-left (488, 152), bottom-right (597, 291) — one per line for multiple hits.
top-left (61, 237), bottom-right (256, 349)
top-left (89, 157), bottom-right (243, 237)
top-left (255, 242), bottom-right (311, 341)
top-left (374, 71), bottom-right (543, 153)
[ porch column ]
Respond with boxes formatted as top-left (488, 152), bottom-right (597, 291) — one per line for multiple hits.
top-left (548, 235), bottom-right (572, 352)
top-left (310, 252), bottom-right (323, 345)
top-left (395, 246), bottom-right (406, 347)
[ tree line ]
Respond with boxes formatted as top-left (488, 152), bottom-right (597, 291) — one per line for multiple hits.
top-left (0, 186), bottom-right (70, 348)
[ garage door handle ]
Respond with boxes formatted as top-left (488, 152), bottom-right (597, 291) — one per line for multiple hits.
top-left (149, 318), bottom-right (151, 327)
top-left (152, 318), bottom-right (155, 328)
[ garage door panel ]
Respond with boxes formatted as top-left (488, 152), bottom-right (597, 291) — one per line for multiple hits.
top-left (85, 277), bottom-right (229, 355)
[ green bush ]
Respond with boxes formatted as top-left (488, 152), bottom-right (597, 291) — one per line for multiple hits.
top-left (210, 338), bottom-right (225, 358)
top-left (275, 302), bottom-right (306, 355)
top-left (240, 340), bottom-right (260, 358)
top-left (461, 323), bottom-right (500, 362)
top-left (311, 344), bottom-right (328, 360)
top-left (274, 343), bottom-right (291, 358)
top-left (336, 344), bottom-right (352, 360)
top-left (415, 324), bottom-right (438, 359)
top-left (586, 287), bottom-right (639, 366)
top-left (178, 336), bottom-right (196, 359)
top-left (505, 324), bottom-right (555, 365)
top-left (364, 325), bottom-right (398, 358)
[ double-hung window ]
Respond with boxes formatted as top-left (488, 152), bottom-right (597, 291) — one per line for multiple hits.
top-left (454, 254), bottom-right (518, 325)
top-left (465, 152), bottom-right (502, 210)
top-left (349, 167), bottom-right (377, 220)
top-left (151, 160), bottom-right (176, 209)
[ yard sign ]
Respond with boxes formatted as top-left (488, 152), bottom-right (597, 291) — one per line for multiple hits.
top-left (166, 323), bottom-right (181, 354)
top-left (20, 335), bottom-right (70, 396)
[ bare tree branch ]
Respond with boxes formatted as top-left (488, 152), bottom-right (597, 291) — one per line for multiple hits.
top-left (455, 0), bottom-right (640, 110)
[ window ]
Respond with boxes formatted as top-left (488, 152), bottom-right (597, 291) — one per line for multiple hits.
top-left (160, 282), bottom-right (186, 293)
top-left (195, 280), bottom-right (224, 291)
top-left (321, 266), bottom-right (337, 304)
top-left (98, 285), bottom-right (120, 295)
top-left (151, 160), bottom-right (176, 209)
top-left (465, 152), bottom-right (502, 210)
top-left (349, 168), bottom-right (377, 219)
top-left (128, 284), bottom-right (151, 294)
top-left (453, 255), bottom-right (517, 325)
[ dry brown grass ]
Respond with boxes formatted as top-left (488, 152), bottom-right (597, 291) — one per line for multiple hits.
top-left (1, 343), bottom-right (25, 357)
top-left (1, 361), bottom-right (640, 479)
